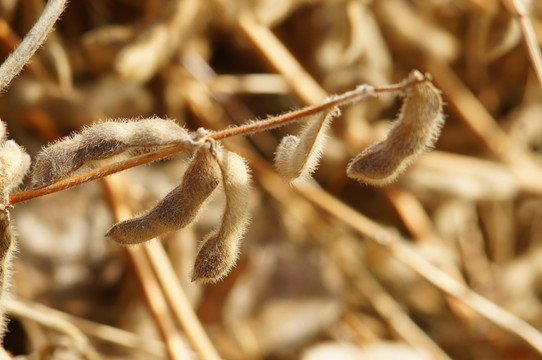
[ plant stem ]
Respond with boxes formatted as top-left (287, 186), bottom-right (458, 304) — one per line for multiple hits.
top-left (9, 73), bottom-right (428, 205)
top-left (0, 0), bottom-right (68, 92)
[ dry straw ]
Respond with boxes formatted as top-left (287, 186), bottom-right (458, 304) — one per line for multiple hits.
top-left (3, 0), bottom-right (542, 358)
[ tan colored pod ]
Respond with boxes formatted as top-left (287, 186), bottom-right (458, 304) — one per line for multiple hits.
top-left (192, 148), bottom-right (251, 283)
top-left (105, 146), bottom-right (221, 244)
top-left (0, 140), bottom-right (30, 204)
top-left (0, 209), bottom-right (14, 339)
top-left (274, 107), bottom-right (341, 184)
top-left (32, 118), bottom-right (189, 187)
top-left (347, 71), bottom-right (444, 185)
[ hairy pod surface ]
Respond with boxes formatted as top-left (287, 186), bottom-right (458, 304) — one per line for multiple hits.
top-left (105, 147), bottom-right (221, 244)
top-left (0, 209), bottom-right (13, 341)
top-left (347, 71), bottom-right (444, 185)
top-left (275, 107), bottom-right (341, 184)
top-left (0, 122), bottom-right (6, 144)
top-left (0, 122), bottom-right (29, 340)
top-left (31, 118), bottom-right (189, 187)
top-left (192, 148), bottom-right (251, 283)
top-left (0, 140), bottom-right (30, 204)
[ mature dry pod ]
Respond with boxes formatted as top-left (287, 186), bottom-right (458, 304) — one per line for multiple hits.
top-left (31, 118), bottom-right (190, 187)
top-left (0, 123), bottom-right (30, 340)
top-left (0, 122), bottom-right (6, 144)
top-left (0, 140), bottom-right (30, 204)
top-left (192, 148), bottom-right (251, 283)
top-left (347, 71), bottom-right (444, 185)
top-left (275, 107), bottom-right (341, 184)
top-left (0, 209), bottom-right (14, 340)
top-left (105, 146), bottom-right (221, 244)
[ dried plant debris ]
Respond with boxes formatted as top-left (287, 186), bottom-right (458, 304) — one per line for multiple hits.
top-left (106, 146), bottom-right (221, 245)
top-left (115, 0), bottom-right (201, 82)
top-left (275, 107), bottom-right (341, 184)
top-left (31, 118), bottom-right (190, 187)
top-left (192, 147), bottom-right (251, 283)
top-left (347, 71), bottom-right (444, 185)
top-left (5, 0), bottom-right (542, 358)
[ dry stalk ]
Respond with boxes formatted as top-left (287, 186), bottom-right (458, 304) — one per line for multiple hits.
top-left (102, 175), bottom-right (192, 360)
top-left (295, 180), bottom-right (542, 356)
top-left (237, 12), bottom-right (328, 104)
top-left (338, 249), bottom-right (453, 360)
top-left (426, 58), bottom-right (542, 196)
top-left (502, 0), bottom-right (542, 90)
top-left (4, 297), bottom-right (166, 358)
top-left (0, 0), bottom-right (68, 92)
top-left (5, 296), bottom-right (100, 360)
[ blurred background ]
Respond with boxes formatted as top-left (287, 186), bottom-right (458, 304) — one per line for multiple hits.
top-left (1, 0), bottom-right (542, 359)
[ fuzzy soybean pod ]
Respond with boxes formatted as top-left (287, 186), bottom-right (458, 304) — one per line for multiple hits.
top-left (347, 71), bottom-right (444, 185)
top-left (192, 148), bottom-right (251, 283)
top-left (0, 140), bottom-right (30, 204)
top-left (0, 124), bottom-right (30, 340)
top-left (105, 146), bottom-right (221, 244)
top-left (0, 122), bottom-right (6, 143)
top-left (31, 118), bottom-right (190, 187)
top-left (0, 209), bottom-right (13, 340)
top-left (274, 107), bottom-right (341, 184)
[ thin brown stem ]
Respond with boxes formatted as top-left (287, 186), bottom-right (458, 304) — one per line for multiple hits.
top-left (8, 74), bottom-right (427, 205)
top-left (0, 0), bottom-right (68, 92)
top-left (10, 145), bottom-right (187, 204)
top-left (502, 0), bottom-right (542, 91)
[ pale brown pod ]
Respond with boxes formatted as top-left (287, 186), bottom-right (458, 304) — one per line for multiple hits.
top-left (274, 107), bottom-right (341, 184)
top-left (192, 148), bottom-right (251, 283)
top-left (31, 118), bottom-right (190, 187)
top-left (0, 209), bottom-right (14, 340)
top-left (0, 140), bottom-right (30, 204)
top-left (347, 71), bottom-right (444, 185)
top-left (0, 122), bottom-right (6, 144)
top-left (0, 124), bottom-right (29, 340)
top-left (105, 146), bottom-right (221, 245)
